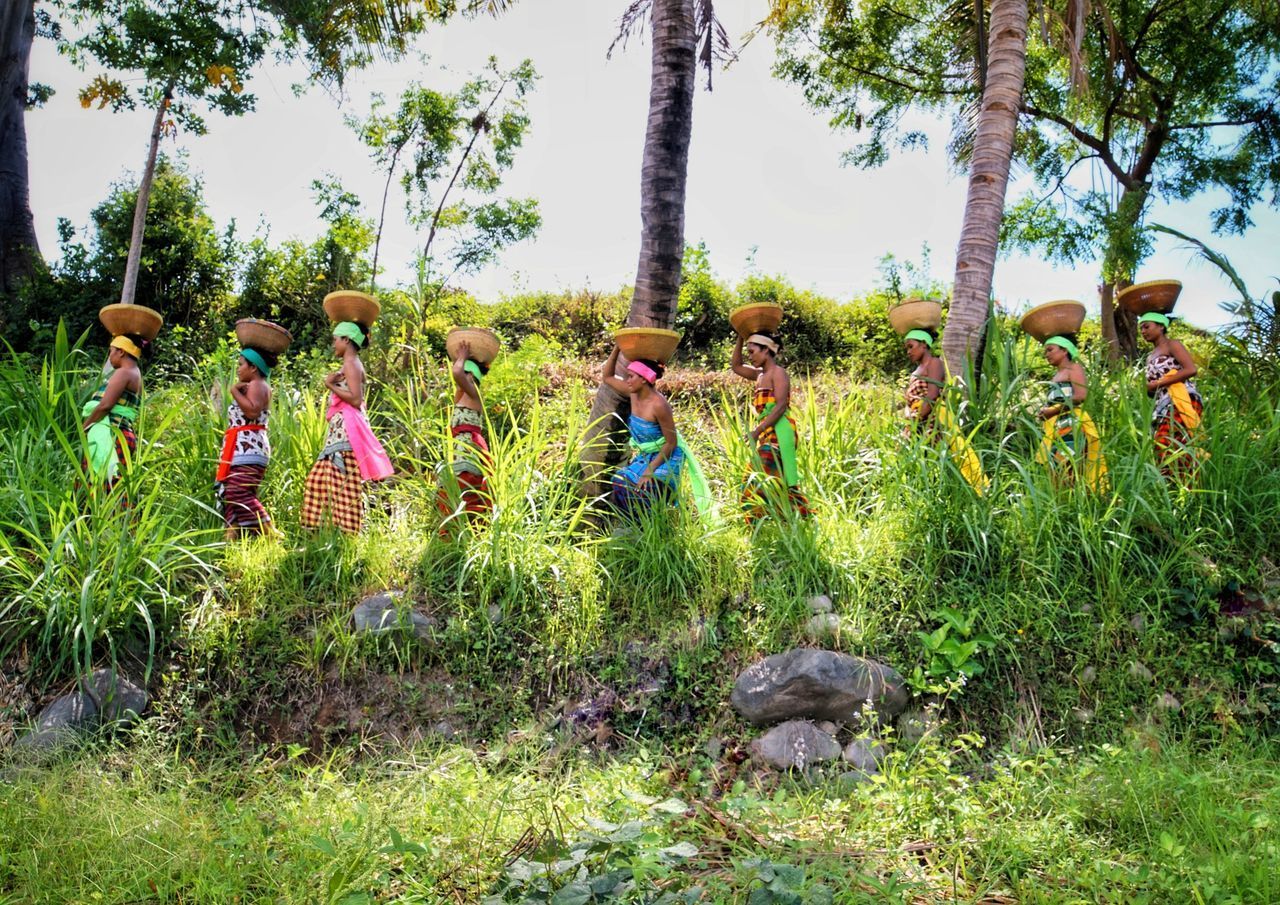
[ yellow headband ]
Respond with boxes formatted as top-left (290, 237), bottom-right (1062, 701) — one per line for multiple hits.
top-left (110, 335), bottom-right (142, 359)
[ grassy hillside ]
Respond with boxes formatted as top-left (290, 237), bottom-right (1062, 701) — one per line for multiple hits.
top-left (1, 323), bottom-right (1278, 901)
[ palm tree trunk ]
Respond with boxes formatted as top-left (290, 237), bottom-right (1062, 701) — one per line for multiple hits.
top-left (582, 0), bottom-right (696, 499)
top-left (119, 85), bottom-right (173, 305)
top-left (0, 0), bottom-right (40, 306)
top-left (942, 0), bottom-right (1028, 384)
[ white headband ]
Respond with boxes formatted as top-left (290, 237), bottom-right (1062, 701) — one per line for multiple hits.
top-left (746, 333), bottom-right (778, 354)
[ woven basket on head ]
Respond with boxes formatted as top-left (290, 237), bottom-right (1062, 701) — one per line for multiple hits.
top-left (235, 318), bottom-right (292, 355)
top-left (323, 290), bottom-right (380, 327)
top-left (99, 304), bottom-right (163, 342)
top-left (1117, 280), bottom-right (1182, 316)
top-left (446, 327), bottom-right (500, 366)
top-left (616, 327), bottom-right (681, 365)
top-left (729, 303), bottom-right (783, 339)
top-left (1020, 300), bottom-right (1086, 342)
top-left (888, 299), bottom-right (942, 335)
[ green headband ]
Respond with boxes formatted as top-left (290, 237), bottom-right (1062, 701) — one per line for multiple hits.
top-left (463, 360), bottom-right (484, 382)
top-left (333, 321), bottom-right (365, 348)
top-left (1044, 335), bottom-right (1079, 361)
top-left (904, 329), bottom-right (935, 349)
top-left (1138, 312), bottom-right (1171, 328)
top-left (240, 347), bottom-right (271, 378)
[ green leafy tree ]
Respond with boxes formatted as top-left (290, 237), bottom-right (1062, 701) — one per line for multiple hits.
top-left (347, 56), bottom-right (541, 304)
top-left (0, 0), bottom-right (508, 312)
top-left (1001, 0), bottom-right (1280, 357)
top-left (15, 156), bottom-right (234, 365)
top-left (235, 176), bottom-right (376, 346)
top-left (772, 0), bottom-right (1280, 360)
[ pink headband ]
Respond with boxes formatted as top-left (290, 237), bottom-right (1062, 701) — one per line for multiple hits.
top-left (626, 360), bottom-right (659, 384)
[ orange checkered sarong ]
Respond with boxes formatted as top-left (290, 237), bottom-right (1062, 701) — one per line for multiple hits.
top-left (301, 449), bottom-right (364, 534)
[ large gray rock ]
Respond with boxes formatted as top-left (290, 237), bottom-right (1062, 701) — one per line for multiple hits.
top-left (12, 692), bottom-right (97, 754)
top-left (750, 720), bottom-right (841, 770)
top-left (10, 670), bottom-right (148, 758)
top-left (352, 592), bottom-right (437, 641)
top-left (731, 649), bottom-right (908, 727)
top-left (82, 669), bottom-right (148, 725)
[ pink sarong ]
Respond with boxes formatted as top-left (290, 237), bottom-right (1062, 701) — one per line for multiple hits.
top-left (328, 397), bottom-right (393, 482)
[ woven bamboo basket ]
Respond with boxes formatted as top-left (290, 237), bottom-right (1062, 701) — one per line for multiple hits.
top-left (99, 304), bottom-right (163, 342)
top-left (1117, 280), bottom-right (1182, 316)
top-left (888, 299), bottom-right (942, 335)
top-left (446, 327), bottom-right (500, 366)
top-left (1020, 300), bottom-right (1086, 342)
top-left (615, 327), bottom-right (681, 364)
top-left (323, 290), bottom-right (380, 327)
top-left (235, 319), bottom-right (292, 354)
top-left (729, 303), bottom-right (784, 338)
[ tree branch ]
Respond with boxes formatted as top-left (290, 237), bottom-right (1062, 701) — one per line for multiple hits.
top-left (1023, 103), bottom-right (1129, 182)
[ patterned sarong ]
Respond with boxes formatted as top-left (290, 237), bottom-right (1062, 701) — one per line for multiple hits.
top-left (81, 381), bottom-right (140, 492)
top-left (1147, 351), bottom-right (1205, 482)
top-left (612, 415), bottom-right (684, 513)
top-left (219, 464), bottom-right (270, 533)
top-left (906, 375), bottom-right (988, 494)
top-left (438, 405), bottom-right (491, 521)
top-left (302, 408), bottom-right (364, 534)
top-left (742, 388), bottom-right (812, 523)
top-left (1035, 382), bottom-right (1108, 493)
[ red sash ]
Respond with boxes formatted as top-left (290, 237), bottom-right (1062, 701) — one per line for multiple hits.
top-left (216, 424), bottom-right (265, 483)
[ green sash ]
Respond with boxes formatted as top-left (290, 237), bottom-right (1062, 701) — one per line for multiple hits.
top-left (81, 399), bottom-right (138, 479)
top-left (758, 401), bottom-right (800, 486)
top-left (629, 433), bottom-right (713, 516)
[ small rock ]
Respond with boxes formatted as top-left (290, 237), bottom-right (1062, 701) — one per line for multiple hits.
top-left (1080, 602), bottom-right (1094, 615)
top-left (806, 594), bottom-right (834, 614)
top-left (750, 720), bottom-right (841, 770)
top-left (1079, 666), bottom-right (1098, 686)
top-left (352, 593), bottom-right (437, 641)
top-left (816, 720), bottom-right (838, 735)
top-left (704, 736), bottom-right (723, 760)
top-left (487, 604), bottom-right (504, 625)
top-left (804, 613), bottom-right (842, 641)
top-left (1072, 707), bottom-right (1094, 724)
top-left (842, 738), bottom-right (886, 773)
top-left (730, 649), bottom-right (909, 727)
top-left (1128, 661), bottom-right (1154, 683)
top-left (1129, 613), bottom-right (1147, 634)
top-left (835, 769), bottom-right (874, 788)
top-left (431, 720), bottom-right (456, 740)
top-left (896, 707), bottom-right (938, 744)
top-left (82, 669), bottom-right (147, 726)
top-left (1155, 693), bottom-right (1182, 712)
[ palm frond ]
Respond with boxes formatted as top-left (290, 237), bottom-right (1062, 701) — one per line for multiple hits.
top-left (1150, 222), bottom-right (1252, 308)
top-left (694, 0), bottom-right (731, 90)
top-left (608, 0), bottom-right (653, 60)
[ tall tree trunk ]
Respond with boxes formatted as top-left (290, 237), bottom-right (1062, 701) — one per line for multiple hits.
top-left (0, 0), bottom-right (40, 307)
top-left (1100, 180), bottom-right (1152, 360)
top-left (582, 0), bottom-right (696, 499)
top-left (1099, 282), bottom-right (1119, 362)
top-left (942, 0), bottom-right (1028, 386)
top-left (119, 85), bottom-right (173, 306)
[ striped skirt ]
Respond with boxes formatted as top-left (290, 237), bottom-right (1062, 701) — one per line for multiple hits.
top-left (218, 464), bottom-right (270, 533)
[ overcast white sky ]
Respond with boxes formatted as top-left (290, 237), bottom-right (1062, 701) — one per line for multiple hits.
top-left (27, 0), bottom-right (1279, 329)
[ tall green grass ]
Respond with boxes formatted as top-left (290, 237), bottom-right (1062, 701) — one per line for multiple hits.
top-left (2, 322), bottom-right (1278, 739)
